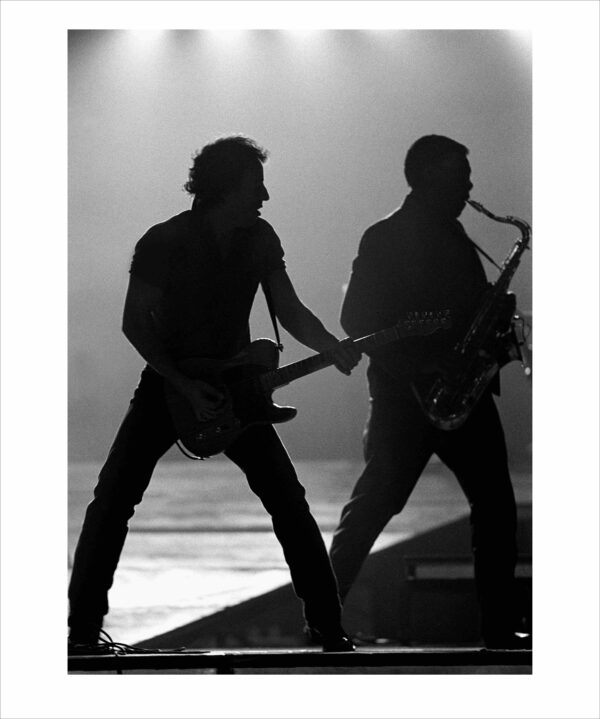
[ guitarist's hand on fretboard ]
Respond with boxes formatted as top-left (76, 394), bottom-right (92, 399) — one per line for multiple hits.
top-left (327, 337), bottom-right (362, 376)
top-left (167, 312), bottom-right (451, 459)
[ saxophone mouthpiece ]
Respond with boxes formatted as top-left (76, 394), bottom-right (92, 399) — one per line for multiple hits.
top-left (467, 198), bottom-right (532, 237)
top-left (467, 199), bottom-right (484, 213)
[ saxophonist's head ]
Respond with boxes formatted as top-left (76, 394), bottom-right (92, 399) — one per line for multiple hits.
top-left (405, 134), bottom-right (473, 219)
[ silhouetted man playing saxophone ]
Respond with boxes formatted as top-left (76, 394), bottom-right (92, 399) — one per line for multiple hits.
top-left (330, 135), bottom-right (530, 649)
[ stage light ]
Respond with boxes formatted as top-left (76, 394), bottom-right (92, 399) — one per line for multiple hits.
top-left (122, 29), bottom-right (168, 62)
top-left (509, 28), bottom-right (531, 42)
top-left (507, 29), bottom-right (532, 55)
top-left (284, 29), bottom-right (326, 43)
top-left (127, 30), bottom-right (166, 48)
top-left (206, 29), bottom-right (247, 45)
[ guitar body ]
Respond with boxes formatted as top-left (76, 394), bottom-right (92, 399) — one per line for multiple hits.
top-left (165, 312), bottom-right (451, 459)
top-left (164, 339), bottom-right (298, 458)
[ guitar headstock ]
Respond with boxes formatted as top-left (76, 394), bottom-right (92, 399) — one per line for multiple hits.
top-left (399, 310), bottom-right (452, 337)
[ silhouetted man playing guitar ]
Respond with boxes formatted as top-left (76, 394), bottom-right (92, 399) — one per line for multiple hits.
top-left (68, 135), bottom-right (359, 654)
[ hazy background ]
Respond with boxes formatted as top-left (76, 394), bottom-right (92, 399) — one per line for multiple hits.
top-left (4, 2), bottom-right (599, 717)
top-left (68, 29), bottom-right (531, 463)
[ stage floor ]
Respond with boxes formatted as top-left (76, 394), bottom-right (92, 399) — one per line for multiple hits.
top-left (69, 458), bottom-right (532, 645)
top-left (68, 645), bottom-right (532, 675)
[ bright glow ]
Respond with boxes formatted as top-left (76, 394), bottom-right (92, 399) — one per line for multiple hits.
top-left (509, 28), bottom-right (532, 43)
top-left (207, 29), bottom-right (247, 45)
top-left (124, 29), bottom-right (167, 62)
top-left (122, 30), bottom-right (169, 66)
top-left (507, 28), bottom-right (532, 57)
top-left (284, 29), bottom-right (326, 42)
top-left (127, 29), bottom-right (166, 48)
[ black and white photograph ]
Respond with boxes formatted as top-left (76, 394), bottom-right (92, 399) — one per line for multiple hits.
top-left (1, 2), bottom-right (598, 718)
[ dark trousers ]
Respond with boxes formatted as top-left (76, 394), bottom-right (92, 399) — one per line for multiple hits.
top-left (329, 370), bottom-right (518, 640)
top-left (68, 367), bottom-right (342, 640)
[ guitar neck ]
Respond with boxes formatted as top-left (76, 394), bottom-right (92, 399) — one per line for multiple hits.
top-left (262, 325), bottom-right (408, 391)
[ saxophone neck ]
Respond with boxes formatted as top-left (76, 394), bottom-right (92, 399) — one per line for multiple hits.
top-left (467, 199), bottom-right (531, 250)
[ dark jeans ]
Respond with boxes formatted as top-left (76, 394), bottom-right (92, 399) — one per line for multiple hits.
top-left (329, 370), bottom-right (519, 640)
top-left (68, 367), bottom-right (342, 640)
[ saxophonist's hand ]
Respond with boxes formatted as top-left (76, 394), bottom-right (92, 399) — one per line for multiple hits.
top-left (495, 329), bottom-right (522, 369)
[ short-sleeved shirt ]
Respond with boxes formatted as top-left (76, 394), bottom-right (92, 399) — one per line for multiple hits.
top-left (129, 209), bottom-right (286, 360)
top-left (340, 192), bottom-right (489, 381)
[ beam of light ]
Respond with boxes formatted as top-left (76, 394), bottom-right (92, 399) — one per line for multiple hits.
top-left (508, 28), bottom-right (532, 43)
top-left (127, 29), bottom-right (167, 47)
top-left (124, 29), bottom-right (168, 60)
top-left (200, 29), bottom-right (250, 59)
top-left (284, 29), bottom-right (326, 42)
top-left (506, 28), bottom-right (532, 56)
top-left (206, 29), bottom-right (247, 46)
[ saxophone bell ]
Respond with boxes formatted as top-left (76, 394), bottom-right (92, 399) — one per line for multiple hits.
top-left (413, 198), bottom-right (532, 430)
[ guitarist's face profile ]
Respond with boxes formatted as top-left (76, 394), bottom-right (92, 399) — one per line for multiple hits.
top-left (224, 161), bottom-right (270, 229)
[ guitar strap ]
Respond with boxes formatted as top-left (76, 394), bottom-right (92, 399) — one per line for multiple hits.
top-left (261, 279), bottom-right (284, 352)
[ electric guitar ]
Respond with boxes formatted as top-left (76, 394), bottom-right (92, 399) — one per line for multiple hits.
top-left (165, 311), bottom-right (452, 458)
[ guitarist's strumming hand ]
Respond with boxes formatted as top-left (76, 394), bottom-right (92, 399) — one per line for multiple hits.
top-left (177, 377), bottom-right (227, 422)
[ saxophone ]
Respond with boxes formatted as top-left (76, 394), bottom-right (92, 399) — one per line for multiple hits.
top-left (413, 199), bottom-right (531, 430)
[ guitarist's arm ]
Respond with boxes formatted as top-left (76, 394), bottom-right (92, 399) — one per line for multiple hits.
top-left (264, 269), bottom-right (361, 375)
top-left (122, 274), bottom-right (225, 421)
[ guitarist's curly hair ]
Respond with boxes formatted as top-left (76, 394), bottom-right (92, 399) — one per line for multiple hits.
top-left (184, 135), bottom-right (269, 209)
